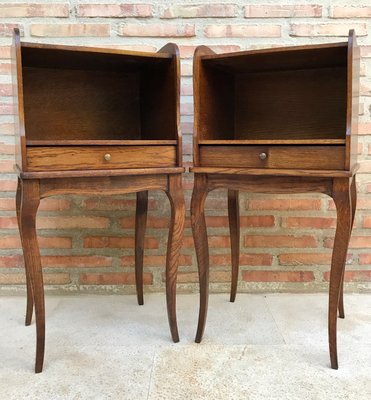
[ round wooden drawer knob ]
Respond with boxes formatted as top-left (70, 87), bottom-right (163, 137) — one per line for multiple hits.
top-left (104, 153), bottom-right (111, 161)
top-left (259, 152), bottom-right (267, 160)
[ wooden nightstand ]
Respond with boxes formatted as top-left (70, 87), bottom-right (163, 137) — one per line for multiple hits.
top-left (12, 29), bottom-right (185, 373)
top-left (191, 30), bottom-right (359, 369)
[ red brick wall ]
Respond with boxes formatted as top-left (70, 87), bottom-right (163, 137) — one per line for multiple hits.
top-left (0, 1), bottom-right (370, 294)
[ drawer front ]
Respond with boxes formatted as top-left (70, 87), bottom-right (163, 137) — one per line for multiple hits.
top-left (199, 145), bottom-right (345, 170)
top-left (27, 146), bottom-right (177, 171)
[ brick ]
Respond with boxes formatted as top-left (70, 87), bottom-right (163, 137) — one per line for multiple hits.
top-left (79, 272), bottom-right (152, 285)
top-left (183, 235), bottom-right (230, 248)
top-left (0, 160), bottom-right (14, 173)
top-left (245, 5), bottom-right (322, 18)
top-left (83, 236), bottom-right (158, 249)
top-left (205, 24), bottom-right (281, 38)
top-left (39, 198), bottom-right (71, 211)
top-left (179, 45), bottom-right (240, 58)
top-left (42, 255), bottom-right (111, 268)
top-left (121, 216), bottom-right (169, 229)
top-left (37, 216), bottom-right (109, 229)
top-left (121, 254), bottom-right (192, 267)
top-left (0, 180), bottom-right (19, 191)
top-left (162, 4), bottom-right (236, 19)
top-left (0, 236), bottom-right (71, 249)
top-left (0, 198), bottom-right (15, 211)
top-left (0, 46), bottom-right (11, 58)
top-left (0, 273), bottom-right (70, 285)
top-left (363, 217), bottom-right (371, 228)
top-left (0, 216), bottom-right (17, 229)
top-left (290, 23), bottom-right (367, 37)
top-left (0, 3), bottom-right (69, 17)
top-left (0, 255), bottom-right (23, 268)
top-left (177, 271), bottom-right (231, 283)
top-left (0, 24), bottom-right (22, 37)
top-left (243, 270), bottom-right (315, 282)
top-left (119, 24), bottom-right (195, 37)
top-left (361, 46), bottom-right (371, 58)
top-left (210, 254), bottom-right (273, 266)
top-left (248, 198), bottom-right (321, 211)
top-left (77, 4), bottom-right (152, 18)
top-left (245, 235), bottom-right (317, 248)
top-left (0, 104), bottom-right (14, 115)
top-left (279, 253), bottom-right (332, 265)
top-left (282, 217), bottom-right (336, 229)
top-left (0, 143), bottom-right (14, 154)
top-left (0, 83), bottom-right (13, 96)
top-left (0, 123), bottom-right (14, 135)
top-left (204, 215), bottom-right (275, 228)
top-left (323, 270), bottom-right (371, 282)
top-left (364, 122), bottom-right (371, 135)
top-left (330, 6), bottom-right (371, 18)
top-left (84, 198), bottom-right (157, 211)
top-left (0, 273), bottom-right (25, 284)
top-left (30, 24), bottom-right (110, 37)
top-left (357, 198), bottom-right (371, 210)
top-left (359, 254), bottom-right (371, 264)
top-left (325, 236), bottom-right (371, 249)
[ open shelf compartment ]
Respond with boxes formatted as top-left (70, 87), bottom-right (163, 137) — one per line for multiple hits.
top-left (194, 32), bottom-right (359, 171)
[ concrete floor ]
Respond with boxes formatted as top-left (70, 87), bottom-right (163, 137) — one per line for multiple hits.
top-left (0, 293), bottom-right (370, 400)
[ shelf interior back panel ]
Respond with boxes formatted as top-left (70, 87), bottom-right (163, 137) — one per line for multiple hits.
top-left (234, 67), bottom-right (347, 140)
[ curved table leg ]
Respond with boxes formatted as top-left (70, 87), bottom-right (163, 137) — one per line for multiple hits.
top-left (20, 179), bottom-right (44, 373)
top-left (191, 174), bottom-right (210, 343)
top-left (135, 191), bottom-right (148, 306)
top-left (329, 177), bottom-right (352, 369)
top-left (16, 178), bottom-right (34, 326)
top-left (228, 190), bottom-right (240, 303)
top-left (165, 174), bottom-right (185, 343)
top-left (338, 176), bottom-right (357, 319)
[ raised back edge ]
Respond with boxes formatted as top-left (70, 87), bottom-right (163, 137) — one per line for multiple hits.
top-left (157, 43), bottom-right (182, 167)
top-left (193, 46), bottom-right (216, 166)
top-left (345, 29), bottom-right (360, 171)
top-left (12, 28), bottom-right (27, 172)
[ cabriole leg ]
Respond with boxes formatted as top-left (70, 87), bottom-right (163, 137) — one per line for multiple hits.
top-left (165, 174), bottom-right (185, 343)
top-left (135, 191), bottom-right (148, 306)
top-left (228, 190), bottom-right (240, 302)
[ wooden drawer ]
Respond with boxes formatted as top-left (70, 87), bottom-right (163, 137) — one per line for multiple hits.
top-left (26, 145), bottom-right (177, 171)
top-left (199, 145), bottom-right (345, 170)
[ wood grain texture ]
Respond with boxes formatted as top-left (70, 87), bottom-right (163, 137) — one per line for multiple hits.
top-left (12, 29), bottom-right (27, 171)
top-left (16, 178), bottom-right (33, 326)
top-left (191, 167), bottom-right (357, 178)
top-left (328, 178), bottom-right (352, 369)
top-left (165, 174), bottom-right (185, 343)
top-left (135, 191), bottom-right (148, 306)
top-left (26, 146), bottom-right (177, 171)
top-left (191, 174), bottom-right (210, 343)
top-left (345, 30), bottom-right (360, 171)
top-left (228, 190), bottom-right (239, 303)
top-left (338, 176), bottom-right (357, 319)
top-left (19, 179), bottom-right (44, 373)
top-left (200, 145), bottom-right (345, 170)
top-left (17, 166), bottom-right (185, 180)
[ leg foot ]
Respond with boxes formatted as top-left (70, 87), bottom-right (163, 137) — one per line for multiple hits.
top-left (191, 174), bottom-right (210, 343)
top-left (329, 178), bottom-right (352, 369)
top-left (135, 191), bottom-right (148, 306)
top-left (228, 190), bottom-right (239, 303)
top-left (165, 175), bottom-right (185, 343)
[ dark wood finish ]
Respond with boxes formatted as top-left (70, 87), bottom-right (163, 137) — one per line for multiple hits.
top-left (26, 146), bottom-right (176, 171)
top-left (13, 29), bottom-right (184, 373)
top-left (228, 190), bottom-right (239, 302)
top-left (192, 31), bottom-right (359, 369)
top-left (135, 191), bottom-right (148, 306)
top-left (200, 145), bottom-right (345, 170)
